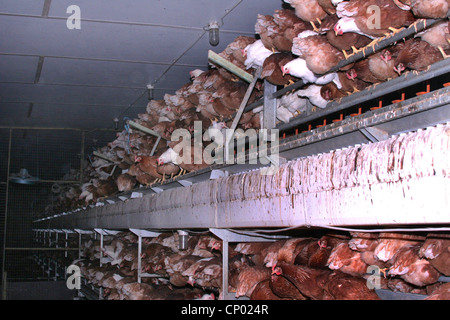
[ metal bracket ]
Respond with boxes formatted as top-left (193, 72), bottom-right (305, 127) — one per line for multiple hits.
top-left (209, 228), bottom-right (288, 243)
top-left (129, 229), bottom-right (162, 238)
top-left (359, 127), bottom-right (389, 143)
top-left (210, 169), bottom-right (229, 180)
top-left (150, 187), bottom-right (163, 194)
top-left (177, 179), bottom-right (193, 187)
top-left (130, 191), bottom-right (143, 198)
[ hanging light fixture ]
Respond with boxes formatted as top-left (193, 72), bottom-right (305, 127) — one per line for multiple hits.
top-left (147, 84), bottom-right (154, 101)
top-left (178, 230), bottom-right (189, 250)
top-left (208, 21), bottom-right (220, 47)
top-left (9, 168), bottom-right (40, 185)
top-left (113, 117), bottom-right (119, 131)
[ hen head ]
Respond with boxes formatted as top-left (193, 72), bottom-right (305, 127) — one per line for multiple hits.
top-left (394, 63), bottom-right (406, 75)
top-left (318, 240), bottom-right (328, 249)
top-left (381, 50), bottom-right (392, 63)
top-left (157, 156), bottom-right (164, 165)
top-left (281, 65), bottom-right (290, 76)
top-left (322, 88), bottom-right (332, 100)
top-left (333, 17), bottom-right (358, 36)
top-left (334, 22), bottom-right (344, 36)
top-left (211, 240), bottom-right (222, 251)
top-left (346, 69), bottom-right (357, 80)
top-left (187, 276), bottom-right (196, 286)
top-left (134, 155), bottom-right (142, 163)
top-left (271, 264), bottom-right (282, 276)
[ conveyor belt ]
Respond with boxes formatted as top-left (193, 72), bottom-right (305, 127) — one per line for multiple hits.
top-left (36, 116), bottom-right (450, 230)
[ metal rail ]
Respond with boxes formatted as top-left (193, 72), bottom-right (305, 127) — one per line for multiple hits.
top-left (277, 59), bottom-right (450, 132)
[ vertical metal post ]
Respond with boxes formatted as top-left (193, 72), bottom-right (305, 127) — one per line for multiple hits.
top-left (99, 233), bottom-right (103, 267)
top-left (225, 68), bottom-right (261, 163)
top-left (65, 233), bottom-right (68, 258)
top-left (263, 80), bottom-right (277, 130)
top-left (150, 136), bottom-right (161, 157)
top-left (78, 233), bottom-right (82, 259)
top-left (221, 240), bottom-right (229, 300)
top-left (137, 235), bottom-right (142, 283)
top-left (80, 131), bottom-right (85, 184)
top-left (2, 272), bottom-right (7, 300)
top-left (1, 129), bottom-right (12, 287)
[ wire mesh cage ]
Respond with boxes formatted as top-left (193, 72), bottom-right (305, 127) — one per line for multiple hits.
top-left (1, 128), bottom-right (115, 294)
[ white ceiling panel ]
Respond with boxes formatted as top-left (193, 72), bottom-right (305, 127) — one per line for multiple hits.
top-left (30, 104), bottom-right (127, 126)
top-left (39, 57), bottom-right (168, 88)
top-left (0, 16), bottom-right (205, 63)
top-left (0, 103), bottom-right (147, 129)
top-left (0, 0), bottom-right (46, 16)
top-left (48, 0), bottom-right (241, 29)
top-left (0, 55), bottom-right (40, 83)
top-left (0, 83), bottom-right (143, 105)
top-left (0, 102), bottom-right (31, 126)
top-left (221, 0), bottom-right (285, 32)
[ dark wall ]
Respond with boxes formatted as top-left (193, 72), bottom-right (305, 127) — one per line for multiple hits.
top-left (5, 280), bottom-right (76, 300)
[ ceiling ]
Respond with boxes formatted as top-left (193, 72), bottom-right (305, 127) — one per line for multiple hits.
top-left (0, 0), bottom-right (285, 131)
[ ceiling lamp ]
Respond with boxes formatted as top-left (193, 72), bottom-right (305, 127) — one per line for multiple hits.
top-left (113, 117), bottom-right (119, 131)
top-left (9, 168), bottom-right (40, 185)
top-left (208, 21), bottom-right (220, 47)
top-left (147, 84), bottom-right (154, 101)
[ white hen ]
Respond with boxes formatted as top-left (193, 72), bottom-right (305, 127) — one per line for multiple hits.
top-left (280, 92), bottom-right (308, 115)
top-left (244, 40), bottom-right (276, 69)
top-left (282, 58), bottom-right (342, 88)
top-left (277, 106), bottom-right (294, 124)
top-left (297, 85), bottom-right (328, 109)
top-left (157, 147), bottom-right (180, 165)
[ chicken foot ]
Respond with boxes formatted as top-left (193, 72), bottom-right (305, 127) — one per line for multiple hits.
top-left (386, 27), bottom-right (405, 37)
top-left (438, 46), bottom-right (450, 60)
top-left (309, 21), bottom-right (320, 33)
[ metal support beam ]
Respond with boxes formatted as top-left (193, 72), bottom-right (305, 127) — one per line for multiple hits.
top-left (150, 136), bottom-right (162, 156)
top-left (225, 68), bottom-right (261, 162)
top-left (126, 119), bottom-right (164, 140)
top-left (208, 50), bottom-right (254, 83)
top-left (263, 80), bottom-right (277, 130)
